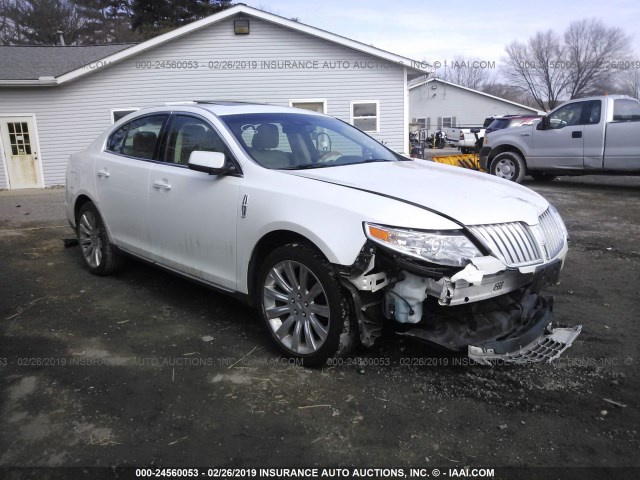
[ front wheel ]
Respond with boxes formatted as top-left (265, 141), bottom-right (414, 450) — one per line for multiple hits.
top-left (76, 202), bottom-right (124, 276)
top-left (257, 243), bottom-right (358, 366)
top-left (490, 151), bottom-right (526, 183)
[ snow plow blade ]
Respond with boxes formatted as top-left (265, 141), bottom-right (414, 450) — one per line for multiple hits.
top-left (431, 154), bottom-right (485, 171)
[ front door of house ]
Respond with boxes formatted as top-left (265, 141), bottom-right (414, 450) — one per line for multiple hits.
top-left (1, 117), bottom-right (41, 189)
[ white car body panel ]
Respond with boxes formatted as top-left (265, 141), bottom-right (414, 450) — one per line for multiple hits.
top-left (284, 160), bottom-right (549, 226)
top-left (94, 152), bottom-right (151, 257)
top-left (65, 105), bottom-right (557, 291)
top-left (148, 162), bottom-right (241, 289)
top-left (65, 103), bottom-right (579, 364)
top-left (234, 168), bottom-right (461, 293)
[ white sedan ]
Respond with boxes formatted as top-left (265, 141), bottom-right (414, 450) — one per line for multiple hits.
top-left (65, 102), bottom-right (581, 365)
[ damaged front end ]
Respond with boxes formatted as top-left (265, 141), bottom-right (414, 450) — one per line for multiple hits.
top-left (338, 210), bottom-right (581, 364)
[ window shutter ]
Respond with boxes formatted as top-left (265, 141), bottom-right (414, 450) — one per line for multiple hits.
top-left (426, 118), bottom-right (431, 131)
top-left (452, 116), bottom-right (457, 127)
top-left (437, 117), bottom-right (442, 129)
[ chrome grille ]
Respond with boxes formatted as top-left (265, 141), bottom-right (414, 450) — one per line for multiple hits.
top-left (538, 208), bottom-right (565, 260)
top-left (468, 222), bottom-right (542, 267)
top-left (468, 208), bottom-right (566, 267)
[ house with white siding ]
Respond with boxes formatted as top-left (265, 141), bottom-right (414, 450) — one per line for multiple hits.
top-left (0, 4), bottom-right (427, 189)
top-left (409, 77), bottom-right (542, 133)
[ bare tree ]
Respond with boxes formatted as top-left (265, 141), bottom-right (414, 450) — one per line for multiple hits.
top-left (441, 56), bottom-right (491, 90)
top-left (564, 19), bottom-right (631, 98)
top-left (621, 69), bottom-right (640, 99)
top-left (481, 78), bottom-right (539, 109)
top-left (0, 0), bottom-right (17, 44)
top-left (502, 31), bottom-right (570, 111)
top-left (501, 19), bottom-right (632, 111)
top-left (1, 0), bottom-right (81, 45)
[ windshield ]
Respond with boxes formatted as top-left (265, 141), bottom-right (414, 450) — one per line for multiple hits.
top-left (220, 112), bottom-right (399, 169)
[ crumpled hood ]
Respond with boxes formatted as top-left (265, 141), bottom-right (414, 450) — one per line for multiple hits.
top-left (285, 160), bottom-right (549, 226)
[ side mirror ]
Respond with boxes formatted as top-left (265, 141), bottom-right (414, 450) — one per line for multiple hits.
top-left (188, 151), bottom-right (233, 175)
top-left (536, 117), bottom-right (548, 130)
top-left (470, 128), bottom-right (480, 134)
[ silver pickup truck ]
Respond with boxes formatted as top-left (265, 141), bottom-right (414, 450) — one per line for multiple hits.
top-left (480, 95), bottom-right (640, 182)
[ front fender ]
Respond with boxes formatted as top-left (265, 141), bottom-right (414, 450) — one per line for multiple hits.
top-left (235, 171), bottom-right (459, 294)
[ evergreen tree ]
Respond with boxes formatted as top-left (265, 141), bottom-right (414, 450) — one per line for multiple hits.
top-left (131, 0), bottom-right (232, 39)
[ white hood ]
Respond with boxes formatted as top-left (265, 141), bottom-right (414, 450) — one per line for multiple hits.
top-left (286, 160), bottom-right (549, 226)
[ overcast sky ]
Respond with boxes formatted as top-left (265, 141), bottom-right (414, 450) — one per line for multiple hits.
top-left (244, 0), bottom-right (640, 68)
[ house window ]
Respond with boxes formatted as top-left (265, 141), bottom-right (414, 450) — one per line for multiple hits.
top-left (290, 99), bottom-right (327, 114)
top-left (442, 117), bottom-right (453, 128)
top-left (351, 101), bottom-right (379, 132)
top-left (111, 108), bottom-right (140, 123)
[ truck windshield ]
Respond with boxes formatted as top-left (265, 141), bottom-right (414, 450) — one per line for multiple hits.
top-left (220, 112), bottom-right (398, 169)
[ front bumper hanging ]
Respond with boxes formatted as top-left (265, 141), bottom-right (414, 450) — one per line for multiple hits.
top-left (396, 287), bottom-right (582, 364)
top-left (468, 324), bottom-right (582, 364)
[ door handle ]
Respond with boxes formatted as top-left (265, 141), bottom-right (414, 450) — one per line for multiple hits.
top-left (572, 131), bottom-right (582, 138)
top-left (153, 180), bottom-right (172, 190)
top-left (520, 133), bottom-right (530, 137)
top-left (97, 169), bottom-right (110, 178)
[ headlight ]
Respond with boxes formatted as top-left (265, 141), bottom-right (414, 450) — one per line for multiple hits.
top-left (364, 223), bottom-right (482, 267)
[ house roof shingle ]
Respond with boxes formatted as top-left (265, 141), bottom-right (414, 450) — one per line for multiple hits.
top-left (0, 5), bottom-right (428, 86)
top-left (0, 44), bottom-right (135, 80)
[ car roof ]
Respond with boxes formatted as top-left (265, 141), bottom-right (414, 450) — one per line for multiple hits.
top-left (150, 101), bottom-right (327, 117)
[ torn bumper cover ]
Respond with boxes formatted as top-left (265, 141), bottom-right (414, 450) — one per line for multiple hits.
top-left (396, 287), bottom-right (582, 364)
top-left (344, 245), bottom-right (580, 363)
top-left (468, 324), bottom-right (582, 364)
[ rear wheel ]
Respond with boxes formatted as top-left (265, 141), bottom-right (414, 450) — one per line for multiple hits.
top-left (530, 172), bottom-right (557, 182)
top-left (76, 202), bottom-right (124, 276)
top-left (258, 243), bottom-right (357, 366)
top-left (490, 151), bottom-right (526, 183)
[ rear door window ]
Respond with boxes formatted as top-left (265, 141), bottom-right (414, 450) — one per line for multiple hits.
top-left (106, 115), bottom-right (167, 160)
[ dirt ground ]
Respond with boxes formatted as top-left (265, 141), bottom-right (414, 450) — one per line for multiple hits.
top-left (1, 175), bottom-right (639, 477)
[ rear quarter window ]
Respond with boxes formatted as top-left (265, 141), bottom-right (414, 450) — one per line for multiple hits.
top-left (613, 99), bottom-right (640, 122)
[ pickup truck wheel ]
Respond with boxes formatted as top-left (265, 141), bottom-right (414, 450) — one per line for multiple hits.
top-left (530, 172), bottom-right (557, 182)
top-left (461, 147), bottom-right (471, 154)
top-left (76, 202), bottom-right (124, 276)
top-left (258, 243), bottom-right (357, 366)
top-left (490, 152), bottom-right (525, 183)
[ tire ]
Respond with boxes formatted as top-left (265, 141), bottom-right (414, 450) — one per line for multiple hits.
top-left (76, 202), bottom-right (124, 276)
top-left (257, 243), bottom-right (358, 366)
top-left (530, 172), bottom-right (557, 182)
top-left (490, 151), bottom-right (526, 183)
